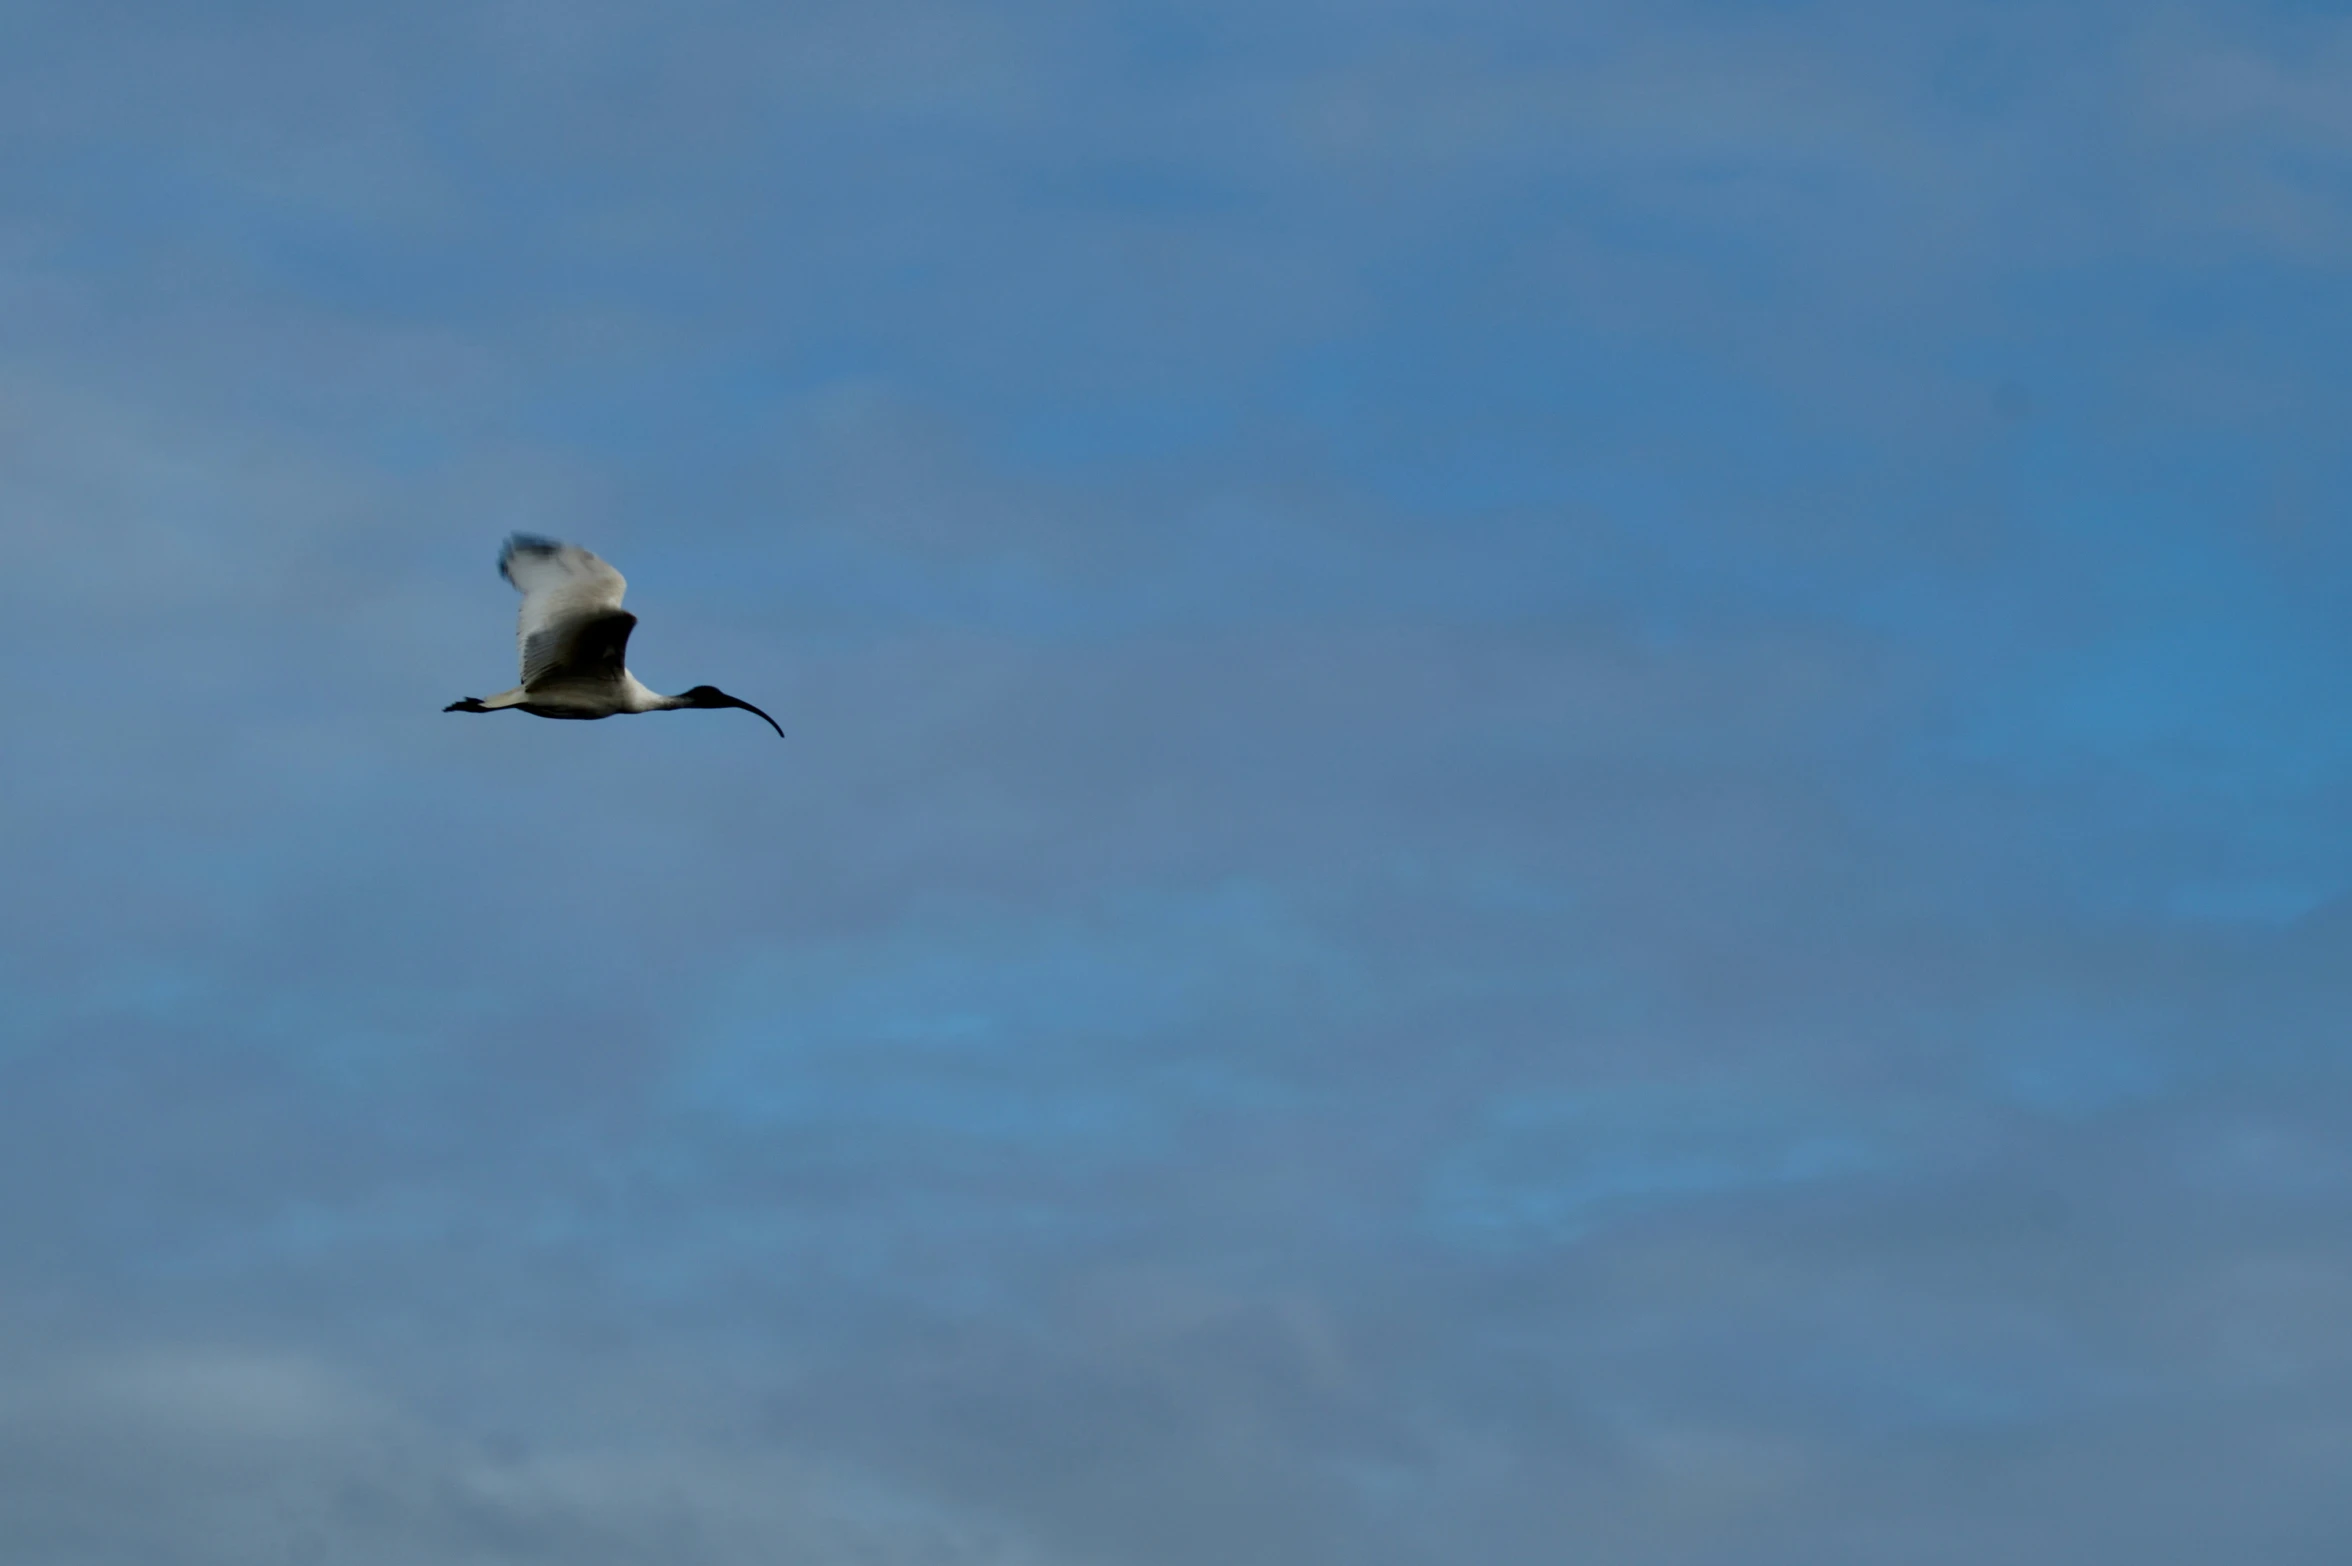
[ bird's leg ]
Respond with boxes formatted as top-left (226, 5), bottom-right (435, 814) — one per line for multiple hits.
top-left (444, 697), bottom-right (493, 713)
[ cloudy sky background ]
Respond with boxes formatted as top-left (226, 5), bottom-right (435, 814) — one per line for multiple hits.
top-left (4, 1), bottom-right (2352, 1560)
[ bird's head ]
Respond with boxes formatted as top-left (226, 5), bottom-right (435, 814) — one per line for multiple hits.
top-left (678, 685), bottom-right (785, 738)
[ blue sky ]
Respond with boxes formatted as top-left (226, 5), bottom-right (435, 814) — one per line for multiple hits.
top-left (4, 1), bottom-right (2352, 1560)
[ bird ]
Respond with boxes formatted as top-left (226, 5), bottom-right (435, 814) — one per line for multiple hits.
top-left (444, 534), bottom-right (784, 737)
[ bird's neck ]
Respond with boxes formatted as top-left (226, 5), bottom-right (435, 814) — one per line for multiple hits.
top-left (619, 676), bottom-right (675, 712)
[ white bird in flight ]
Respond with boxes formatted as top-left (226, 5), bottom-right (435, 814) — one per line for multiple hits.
top-left (444, 535), bottom-right (784, 737)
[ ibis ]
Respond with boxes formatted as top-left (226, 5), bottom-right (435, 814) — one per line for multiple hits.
top-left (444, 535), bottom-right (784, 737)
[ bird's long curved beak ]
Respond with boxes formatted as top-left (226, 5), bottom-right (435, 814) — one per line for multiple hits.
top-left (726, 695), bottom-right (786, 738)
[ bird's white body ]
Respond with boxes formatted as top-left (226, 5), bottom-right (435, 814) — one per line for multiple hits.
top-left (470, 669), bottom-right (675, 718)
top-left (445, 536), bottom-right (783, 736)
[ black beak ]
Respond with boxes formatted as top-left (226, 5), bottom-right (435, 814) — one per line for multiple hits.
top-left (724, 694), bottom-right (786, 738)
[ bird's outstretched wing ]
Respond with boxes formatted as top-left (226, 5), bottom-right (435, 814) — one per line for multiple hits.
top-left (499, 535), bottom-right (635, 689)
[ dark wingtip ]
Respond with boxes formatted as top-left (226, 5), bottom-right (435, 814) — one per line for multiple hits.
top-left (497, 533), bottom-right (563, 585)
top-left (445, 698), bottom-right (490, 713)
